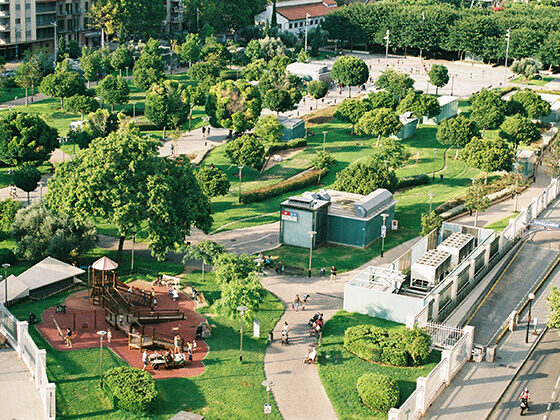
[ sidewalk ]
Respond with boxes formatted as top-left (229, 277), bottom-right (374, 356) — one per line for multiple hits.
top-left (0, 347), bottom-right (44, 419)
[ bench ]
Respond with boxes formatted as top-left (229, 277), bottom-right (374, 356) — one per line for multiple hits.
top-left (282, 265), bottom-right (306, 276)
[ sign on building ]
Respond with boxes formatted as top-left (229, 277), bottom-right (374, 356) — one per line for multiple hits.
top-left (281, 210), bottom-right (298, 222)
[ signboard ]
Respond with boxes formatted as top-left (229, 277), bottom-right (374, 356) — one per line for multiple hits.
top-left (381, 225), bottom-right (387, 238)
top-left (391, 220), bottom-right (398, 230)
top-left (281, 210), bottom-right (298, 222)
top-left (532, 220), bottom-right (560, 230)
top-left (264, 404), bottom-right (272, 414)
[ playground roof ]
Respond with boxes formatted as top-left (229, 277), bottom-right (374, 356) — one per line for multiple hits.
top-left (16, 256), bottom-right (85, 291)
top-left (0, 274), bottom-right (28, 302)
top-left (91, 256), bottom-right (119, 271)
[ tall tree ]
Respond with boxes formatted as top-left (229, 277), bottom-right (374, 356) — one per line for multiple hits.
top-left (355, 108), bottom-right (402, 146)
top-left (181, 240), bottom-right (225, 282)
top-left (307, 80), bottom-right (329, 110)
top-left (13, 163), bottom-right (41, 204)
top-left (397, 90), bottom-right (441, 123)
top-left (253, 115), bottom-right (284, 143)
top-left (499, 114), bottom-right (541, 150)
top-left (464, 180), bottom-right (490, 227)
top-left (225, 134), bottom-right (265, 169)
top-left (133, 39), bottom-right (165, 90)
top-left (461, 137), bottom-right (514, 181)
top-left (511, 58), bottom-right (543, 81)
top-left (184, 0), bottom-right (267, 33)
top-left (14, 60), bottom-right (42, 106)
top-left (428, 64), bottom-right (449, 95)
top-left (39, 61), bottom-right (87, 109)
top-left (333, 157), bottom-right (398, 194)
top-left (110, 45), bottom-right (134, 75)
top-left (334, 98), bottom-right (367, 135)
top-left (507, 90), bottom-right (551, 120)
top-left (97, 75), bottom-right (130, 111)
top-left (259, 70), bottom-right (302, 116)
top-left (180, 33), bottom-right (201, 67)
top-left (331, 56), bottom-right (369, 97)
top-left (145, 80), bottom-right (190, 131)
top-left (436, 114), bottom-right (480, 147)
top-left (375, 69), bottom-right (414, 100)
top-left (196, 166), bottom-right (231, 198)
top-left (544, 140), bottom-right (560, 178)
top-left (80, 47), bottom-right (103, 88)
top-left (365, 91), bottom-right (398, 111)
top-left (470, 89), bottom-right (506, 133)
top-left (46, 128), bottom-right (212, 261)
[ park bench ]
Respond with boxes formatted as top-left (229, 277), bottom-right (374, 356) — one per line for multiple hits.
top-left (282, 265), bottom-right (305, 276)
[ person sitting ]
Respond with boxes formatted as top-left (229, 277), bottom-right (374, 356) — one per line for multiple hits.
top-left (265, 256), bottom-right (272, 268)
top-left (305, 347), bottom-right (318, 364)
top-left (168, 286), bottom-right (173, 297)
top-left (275, 261), bottom-right (283, 274)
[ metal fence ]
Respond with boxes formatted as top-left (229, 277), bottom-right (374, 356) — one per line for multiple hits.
top-left (418, 320), bottom-right (465, 349)
top-left (0, 303), bottom-right (56, 420)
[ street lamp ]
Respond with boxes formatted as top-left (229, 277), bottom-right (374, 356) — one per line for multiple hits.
top-left (380, 213), bottom-right (389, 258)
top-left (307, 230), bottom-right (317, 278)
top-left (451, 73), bottom-right (456, 96)
top-left (2, 263), bottom-right (10, 305)
top-left (304, 13), bottom-right (310, 52)
top-left (131, 232), bottom-right (136, 272)
top-left (237, 305), bottom-right (248, 362)
top-left (428, 193), bottom-right (434, 214)
top-left (504, 29), bottom-right (511, 86)
top-left (432, 149), bottom-right (437, 181)
top-left (525, 293), bottom-right (535, 344)
top-left (261, 379), bottom-right (275, 420)
top-left (384, 29), bottom-right (390, 68)
top-left (513, 162), bottom-right (521, 212)
top-left (238, 165), bottom-right (244, 203)
top-left (50, 22), bottom-right (57, 65)
top-left (97, 330), bottom-right (107, 388)
top-left (322, 131), bottom-right (327, 150)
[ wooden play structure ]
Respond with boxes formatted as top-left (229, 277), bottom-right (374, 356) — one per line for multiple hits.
top-left (89, 256), bottom-right (187, 352)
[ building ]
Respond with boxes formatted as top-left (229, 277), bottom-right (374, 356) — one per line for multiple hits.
top-left (393, 112), bottom-right (418, 140)
top-left (280, 189), bottom-right (396, 249)
top-left (286, 62), bottom-right (331, 82)
top-left (255, 0), bottom-right (338, 35)
top-left (278, 115), bottom-right (306, 141)
top-left (423, 96), bottom-right (459, 125)
top-left (163, 0), bottom-right (186, 36)
top-left (515, 149), bottom-right (537, 179)
top-left (541, 100), bottom-right (560, 124)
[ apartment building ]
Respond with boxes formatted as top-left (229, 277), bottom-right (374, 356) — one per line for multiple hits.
top-left (163, 0), bottom-right (186, 36)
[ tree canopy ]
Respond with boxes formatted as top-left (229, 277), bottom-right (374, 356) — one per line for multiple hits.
top-left (224, 134), bottom-right (265, 169)
top-left (39, 61), bottom-right (87, 108)
top-left (436, 114), bottom-right (480, 147)
top-left (253, 115), bottom-right (284, 143)
top-left (470, 89), bottom-right (507, 131)
top-left (133, 39), bottom-right (165, 90)
top-left (196, 166), bottom-right (231, 198)
top-left (98, 75), bottom-right (130, 109)
top-left (13, 163), bottom-right (41, 204)
top-left (364, 91), bottom-right (398, 111)
top-left (428, 64), bottom-right (449, 94)
top-left (507, 90), bottom-right (551, 119)
top-left (331, 56), bottom-right (369, 96)
top-left (145, 80), bottom-right (190, 130)
top-left (499, 114), bottom-right (541, 149)
top-left (333, 156), bottom-right (398, 194)
top-left (334, 98), bottom-right (367, 134)
top-left (461, 137), bottom-right (513, 175)
top-left (511, 58), bottom-right (543, 80)
top-left (375, 69), bottom-right (414, 100)
top-left (355, 108), bottom-right (402, 144)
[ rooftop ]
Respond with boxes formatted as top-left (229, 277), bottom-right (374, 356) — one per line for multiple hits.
top-left (17, 256), bottom-right (85, 291)
top-left (415, 249), bottom-right (451, 267)
top-left (438, 232), bottom-right (474, 250)
top-left (437, 96), bottom-right (458, 106)
top-left (276, 0), bottom-right (338, 21)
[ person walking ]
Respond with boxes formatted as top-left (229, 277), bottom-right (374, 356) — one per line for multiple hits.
top-left (107, 329), bottom-right (112, 345)
top-left (330, 266), bottom-right (337, 283)
top-left (174, 334), bottom-right (181, 353)
top-left (65, 328), bottom-right (73, 348)
top-left (142, 350), bottom-right (149, 371)
top-left (293, 294), bottom-right (301, 311)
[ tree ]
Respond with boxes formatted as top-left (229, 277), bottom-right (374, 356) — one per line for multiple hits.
top-left (242, 59), bottom-right (267, 81)
top-left (461, 137), bottom-right (514, 181)
top-left (436, 114), bottom-right (480, 147)
top-left (311, 150), bottom-right (336, 184)
top-left (260, 70), bottom-right (303, 115)
top-left (0, 198), bottom-right (21, 235)
top-left (245, 39), bottom-right (264, 62)
top-left (507, 90), bottom-right (551, 120)
top-left (397, 90), bottom-right (441, 123)
top-left (355, 108), bottom-right (402, 146)
top-left (470, 89), bottom-right (507, 133)
top-left (214, 273), bottom-right (266, 319)
top-left (133, 39), bottom-right (165, 91)
top-left (181, 33), bottom-right (201, 67)
top-left (544, 141), bottom-right (560, 178)
top-left (196, 166), bottom-right (231, 198)
top-left (80, 47), bottom-right (103, 88)
top-left (13, 163), bottom-right (41, 204)
top-left (333, 157), bottom-right (398, 194)
top-left (98, 75), bottom-right (130, 110)
top-left (547, 287), bottom-right (560, 330)
top-left (331, 56), bottom-right (369, 97)
top-left (428, 64), bottom-right (449, 95)
top-left (145, 80), bottom-right (189, 131)
top-left (297, 49), bottom-right (311, 64)
top-left (11, 203), bottom-right (97, 263)
top-left (63, 95), bottom-right (100, 116)
top-left (213, 252), bottom-right (257, 284)
top-left (464, 180), bottom-right (490, 227)
top-left (14, 60), bottom-right (42, 106)
top-left (253, 115), bottom-right (284, 143)
top-left (39, 61), bottom-right (87, 109)
top-left (206, 79), bottom-right (262, 133)
top-left (68, 109), bottom-right (119, 149)
top-left (511, 58), bottom-right (543, 81)
top-left (372, 138), bottom-right (411, 169)
top-left (263, 89), bottom-right (292, 116)
top-left (184, 0), bottom-right (267, 34)
top-left (421, 211), bottom-right (443, 236)
top-left (201, 36), bottom-right (230, 68)
top-left (375, 69), bottom-right (414, 100)
top-left (539, 31), bottom-right (560, 69)
top-left (187, 61), bottom-right (220, 90)
top-left (88, 0), bottom-right (121, 43)
top-left (500, 115), bottom-right (541, 150)
top-left (0, 112), bottom-right (58, 165)
top-left (401, 326), bottom-right (432, 365)
top-left (110, 45), bottom-right (134, 75)
top-left (225, 134), bottom-right (265, 169)
top-left (258, 37), bottom-right (285, 62)
top-left (45, 128), bottom-right (212, 261)
top-left (181, 239), bottom-right (225, 282)
top-left (307, 80), bottom-right (329, 110)
top-left (365, 91), bottom-right (398, 111)
top-left (334, 98), bottom-right (367, 134)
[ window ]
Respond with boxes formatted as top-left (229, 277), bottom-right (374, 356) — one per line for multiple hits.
top-left (25, 30), bottom-right (31, 38)
top-left (15, 4), bottom-right (20, 11)
top-left (25, 17), bottom-right (30, 24)
top-left (15, 18), bottom-right (20, 24)
top-left (289, 23), bottom-right (292, 29)
top-left (25, 4), bottom-right (30, 10)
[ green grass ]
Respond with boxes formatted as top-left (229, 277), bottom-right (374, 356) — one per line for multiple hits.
top-left (511, 76), bottom-right (556, 86)
top-left (10, 250), bottom-right (284, 419)
top-left (318, 311), bottom-right (440, 420)
top-left (0, 86), bottom-right (28, 103)
top-left (484, 212), bottom-right (519, 231)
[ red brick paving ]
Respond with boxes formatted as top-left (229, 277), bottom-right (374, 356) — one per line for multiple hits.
top-left (37, 280), bottom-right (208, 379)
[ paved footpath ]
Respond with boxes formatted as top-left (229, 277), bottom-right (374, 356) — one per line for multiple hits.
top-left (0, 347), bottom-right (44, 419)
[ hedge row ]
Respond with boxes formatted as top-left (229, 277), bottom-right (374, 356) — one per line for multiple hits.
top-left (104, 366), bottom-right (158, 413)
top-left (240, 168), bottom-right (326, 204)
top-left (265, 138), bottom-right (307, 156)
top-left (397, 174), bottom-right (430, 190)
top-left (344, 325), bottom-right (431, 367)
top-left (357, 373), bottom-right (400, 412)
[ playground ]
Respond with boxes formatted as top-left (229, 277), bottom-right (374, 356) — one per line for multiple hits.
top-left (36, 258), bottom-right (209, 379)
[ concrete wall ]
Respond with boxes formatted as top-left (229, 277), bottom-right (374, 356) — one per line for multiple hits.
top-left (395, 120), bottom-right (417, 140)
top-left (280, 208), bottom-right (314, 248)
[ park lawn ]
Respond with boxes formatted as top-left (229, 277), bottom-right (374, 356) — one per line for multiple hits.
top-left (9, 250), bottom-right (284, 419)
top-left (0, 161), bottom-right (52, 189)
top-left (511, 76), bottom-right (556, 86)
top-left (318, 311), bottom-right (441, 420)
top-left (484, 212), bottom-right (519, 231)
top-left (0, 86), bottom-right (28, 103)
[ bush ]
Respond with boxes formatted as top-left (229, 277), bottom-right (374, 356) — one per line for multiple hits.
top-left (343, 324), bottom-right (431, 366)
top-left (357, 373), bottom-right (399, 412)
top-left (64, 95), bottom-right (100, 115)
top-left (264, 138), bottom-right (307, 156)
top-left (397, 174), bottom-right (430, 190)
top-left (240, 168), bottom-right (327, 204)
top-left (104, 366), bottom-right (158, 413)
top-left (0, 248), bottom-right (16, 265)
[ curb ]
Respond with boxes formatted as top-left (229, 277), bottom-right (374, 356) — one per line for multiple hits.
top-left (485, 326), bottom-right (549, 419)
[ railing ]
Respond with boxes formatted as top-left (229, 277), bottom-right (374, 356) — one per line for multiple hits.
top-left (417, 320), bottom-right (464, 349)
top-left (0, 303), bottom-right (55, 420)
top-left (135, 308), bottom-right (185, 323)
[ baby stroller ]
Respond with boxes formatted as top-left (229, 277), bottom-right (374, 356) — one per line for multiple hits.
top-left (28, 312), bottom-right (39, 325)
top-left (308, 312), bottom-right (320, 327)
top-left (281, 331), bottom-right (289, 346)
top-left (55, 304), bottom-right (67, 314)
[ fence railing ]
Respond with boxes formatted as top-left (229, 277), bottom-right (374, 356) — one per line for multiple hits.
top-left (0, 303), bottom-right (56, 420)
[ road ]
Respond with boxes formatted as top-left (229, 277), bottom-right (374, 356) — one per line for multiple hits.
top-left (489, 328), bottom-right (560, 420)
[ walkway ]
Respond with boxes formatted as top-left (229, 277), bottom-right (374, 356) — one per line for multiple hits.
top-left (0, 347), bottom-right (44, 419)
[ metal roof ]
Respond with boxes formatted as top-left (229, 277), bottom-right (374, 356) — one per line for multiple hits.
top-left (16, 257), bottom-right (85, 291)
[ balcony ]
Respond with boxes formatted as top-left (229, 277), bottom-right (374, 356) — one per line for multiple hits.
top-left (0, 23), bottom-right (9, 31)
top-left (0, 11), bottom-right (9, 18)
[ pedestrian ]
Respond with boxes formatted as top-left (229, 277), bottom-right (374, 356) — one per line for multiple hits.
top-left (142, 350), bottom-right (149, 371)
top-left (174, 334), bottom-right (181, 353)
top-left (192, 339), bottom-right (197, 352)
top-left (107, 329), bottom-right (112, 344)
top-left (330, 266), bottom-right (337, 283)
top-left (65, 328), bottom-right (72, 348)
top-left (207, 127), bottom-right (211, 136)
top-left (202, 126), bottom-right (206, 135)
top-left (293, 294), bottom-right (301, 311)
top-left (170, 143), bottom-right (174, 156)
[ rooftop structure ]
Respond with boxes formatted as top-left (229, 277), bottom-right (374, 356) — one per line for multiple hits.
top-left (437, 232), bottom-right (475, 267)
top-left (286, 62), bottom-right (331, 82)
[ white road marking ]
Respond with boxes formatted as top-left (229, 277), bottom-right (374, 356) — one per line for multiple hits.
top-left (555, 375), bottom-right (560, 389)
top-left (547, 402), bottom-right (553, 411)
top-left (552, 391), bottom-right (556, 400)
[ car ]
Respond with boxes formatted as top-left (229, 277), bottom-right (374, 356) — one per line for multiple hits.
top-left (149, 352), bottom-right (186, 370)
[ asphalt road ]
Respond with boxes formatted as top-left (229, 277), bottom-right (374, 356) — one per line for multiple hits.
top-left (490, 328), bottom-right (560, 420)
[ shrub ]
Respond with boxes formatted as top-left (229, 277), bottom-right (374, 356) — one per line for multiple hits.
top-left (64, 94), bottom-right (100, 115)
top-left (397, 174), bottom-right (430, 190)
top-left (357, 373), bottom-right (400, 412)
top-left (0, 248), bottom-right (16, 265)
top-left (104, 366), bottom-right (158, 413)
top-left (264, 138), bottom-right (307, 156)
top-left (240, 168), bottom-right (327, 204)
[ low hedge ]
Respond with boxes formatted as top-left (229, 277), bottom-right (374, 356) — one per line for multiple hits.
top-left (357, 373), bottom-right (400, 412)
top-left (0, 248), bottom-right (16, 265)
top-left (397, 174), bottom-right (430, 190)
top-left (265, 138), bottom-right (307, 156)
top-left (344, 325), bottom-right (431, 367)
top-left (240, 167), bottom-right (326, 204)
top-left (103, 366), bottom-right (158, 413)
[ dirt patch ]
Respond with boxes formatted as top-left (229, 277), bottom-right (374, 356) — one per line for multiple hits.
top-left (262, 147), bottom-right (306, 172)
top-left (302, 105), bottom-right (337, 126)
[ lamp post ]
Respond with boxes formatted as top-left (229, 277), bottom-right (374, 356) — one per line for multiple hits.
top-left (322, 131), bottom-right (327, 150)
top-left (384, 29), bottom-right (390, 68)
top-left (261, 379), bottom-right (275, 420)
top-left (504, 29), bottom-right (511, 86)
top-left (131, 232), bottom-right (136, 273)
top-left (304, 13), bottom-right (310, 52)
top-left (97, 330), bottom-right (107, 388)
top-left (307, 230), bottom-right (317, 278)
top-left (237, 305), bottom-right (248, 362)
top-left (428, 193), bottom-right (434, 214)
top-left (125, 66), bottom-right (129, 77)
top-left (432, 149), bottom-right (437, 181)
top-left (513, 162), bottom-right (520, 212)
top-left (238, 165), bottom-right (244, 203)
top-left (525, 293), bottom-right (535, 343)
top-left (2, 263), bottom-right (10, 304)
top-left (450, 73), bottom-right (456, 96)
top-left (50, 22), bottom-right (57, 65)
top-left (380, 213), bottom-right (389, 258)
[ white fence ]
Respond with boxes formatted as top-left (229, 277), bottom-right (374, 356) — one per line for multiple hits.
top-left (388, 326), bottom-right (474, 420)
top-left (0, 303), bottom-right (55, 420)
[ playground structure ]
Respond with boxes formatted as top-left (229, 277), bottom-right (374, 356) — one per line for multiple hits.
top-left (89, 257), bottom-right (188, 352)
